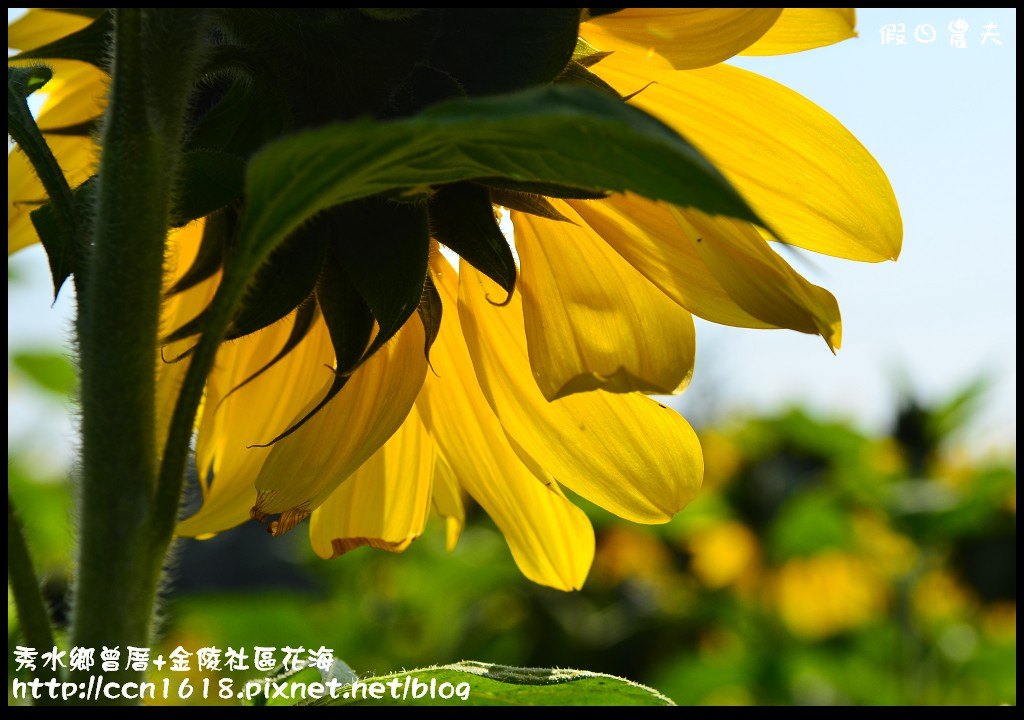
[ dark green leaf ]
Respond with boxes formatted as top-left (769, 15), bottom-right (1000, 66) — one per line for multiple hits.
top-left (11, 10), bottom-right (113, 71)
top-left (307, 662), bottom-right (675, 706)
top-left (429, 182), bottom-right (516, 299)
top-left (171, 150), bottom-right (247, 226)
top-left (238, 84), bottom-right (761, 284)
top-left (12, 351), bottom-right (78, 397)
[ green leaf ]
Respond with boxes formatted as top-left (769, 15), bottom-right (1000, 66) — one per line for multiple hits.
top-left (12, 351), bottom-right (78, 397)
top-left (10, 10), bottom-right (113, 71)
top-left (417, 273), bottom-right (443, 362)
top-left (307, 662), bottom-right (675, 706)
top-left (238, 84), bottom-right (760, 281)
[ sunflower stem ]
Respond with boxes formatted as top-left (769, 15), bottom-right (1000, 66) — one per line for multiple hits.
top-left (71, 8), bottom-right (206, 699)
top-left (8, 492), bottom-right (62, 706)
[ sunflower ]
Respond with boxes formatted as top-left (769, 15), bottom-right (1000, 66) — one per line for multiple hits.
top-left (8, 9), bottom-right (901, 591)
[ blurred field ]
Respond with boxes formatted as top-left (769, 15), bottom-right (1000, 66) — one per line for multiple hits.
top-left (8, 352), bottom-right (1016, 705)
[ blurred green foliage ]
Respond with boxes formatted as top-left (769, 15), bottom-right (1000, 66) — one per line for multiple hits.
top-left (8, 365), bottom-right (1016, 705)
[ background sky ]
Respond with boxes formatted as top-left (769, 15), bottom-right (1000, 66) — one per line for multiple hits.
top-left (7, 8), bottom-right (1018, 473)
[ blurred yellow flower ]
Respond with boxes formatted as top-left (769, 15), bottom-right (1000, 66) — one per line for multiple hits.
top-left (8, 9), bottom-right (901, 590)
top-left (773, 552), bottom-right (888, 639)
top-left (685, 521), bottom-right (760, 590)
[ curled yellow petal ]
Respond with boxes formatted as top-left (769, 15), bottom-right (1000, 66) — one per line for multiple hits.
top-left (251, 318), bottom-right (427, 534)
top-left (593, 54), bottom-right (903, 262)
top-left (417, 254), bottom-right (594, 591)
top-left (459, 265), bottom-right (703, 524)
top-left (569, 195), bottom-right (769, 329)
top-left (514, 201), bottom-right (695, 400)
top-left (581, 8), bottom-right (782, 70)
top-left (308, 406), bottom-right (435, 559)
top-left (742, 8), bottom-right (857, 56)
top-left (430, 456), bottom-right (465, 553)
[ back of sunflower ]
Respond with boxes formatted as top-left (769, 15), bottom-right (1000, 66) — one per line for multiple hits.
top-left (8, 9), bottom-right (899, 706)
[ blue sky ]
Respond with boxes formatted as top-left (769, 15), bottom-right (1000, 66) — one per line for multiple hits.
top-left (7, 9), bottom-right (1018, 470)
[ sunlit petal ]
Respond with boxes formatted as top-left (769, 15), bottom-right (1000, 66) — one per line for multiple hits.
top-left (514, 201), bottom-right (695, 400)
top-left (417, 255), bottom-right (594, 591)
top-left (175, 313), bottom-right (336, 537)
top-left (593, 55), bottom-right (902, 262)
top-left (581, 8), bottom-right (781, 70)
top-left (308, 406), bottom-right (435, 559)
top-left (742, 8), bottom-right (857, 56)
top-left (251, 318), bottom-right (427, 534)
top-left (459, 265), bottom-right (703, 524)
top-left (430, 456), bottom-right (465, 553)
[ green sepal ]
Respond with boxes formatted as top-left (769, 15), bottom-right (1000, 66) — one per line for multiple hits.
top-left (428, 182), bottom-right (517, 299)
top-left (167, 206), bottom-right (236, 295)
top-left (417, 273), bottom-right (442, 363)
top-left (171, 150), bottom-right (246, 227)
top-left (571, 37), bottom-right (612, 67)
top-left (29, 177), bottom-right (97, 299)
top-left (252, 251), bottom-right (376, 447)
top-left (187, 50), bottom-right (291, 157)
top-left (381, 63), bottom-right (465, 119)
top-left (428, 8), bottom-right (580, 95)
top-left (485, 187), bottom-right (572, 224)
top-left (165, 216), bottom-right (328, 343)
top-left (332, 198), bottom-right (431, 366)
top-left (555, 61), bottom-right (622, 99)
top-left (10, 10), bottom-right (113, 71)
top-left (478, 176), bottom-right (608, 200)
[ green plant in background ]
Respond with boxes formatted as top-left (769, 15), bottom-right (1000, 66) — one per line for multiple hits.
top-left (8, 9), bottom-right (909, 705)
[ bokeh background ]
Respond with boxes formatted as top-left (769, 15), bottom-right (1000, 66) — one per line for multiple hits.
top-left (8, 8), bottom-right (1016, 705)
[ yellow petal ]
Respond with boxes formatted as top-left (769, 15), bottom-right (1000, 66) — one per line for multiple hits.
top-left (308, 406), bottom-right (435, 559)
top-left (251, 318), bottom-right (427, 534)
top-left (175, 312), bottom-right (337, 536)
top-left (568, 195), bottom-right (770, 329)
top-left (430, 456), bottom-right (465, 553)
top-left (417, 254), bottom-right (594, 591)
top-left (593, 55), bottom-right (903, 262)
top-left (7, 9), bottom-right (92, 52)
top-left (458, 265), bottom-right (703, 524)
top-left (514, 202), bottom-right (695, 399)
top-left (572, 195), bottom-right (840, 347)
top-left (156, 221), bottom-right (220, 458)
top-left (742, 8), bottom-right (857, 56)
top-left (581, 8), bottom-right (782, 70)
top-left (671, 206), bottom-right (842, 350)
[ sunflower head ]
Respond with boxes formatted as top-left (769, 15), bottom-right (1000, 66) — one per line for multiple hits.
top-left (8, 8), bottom-right (901, 590)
